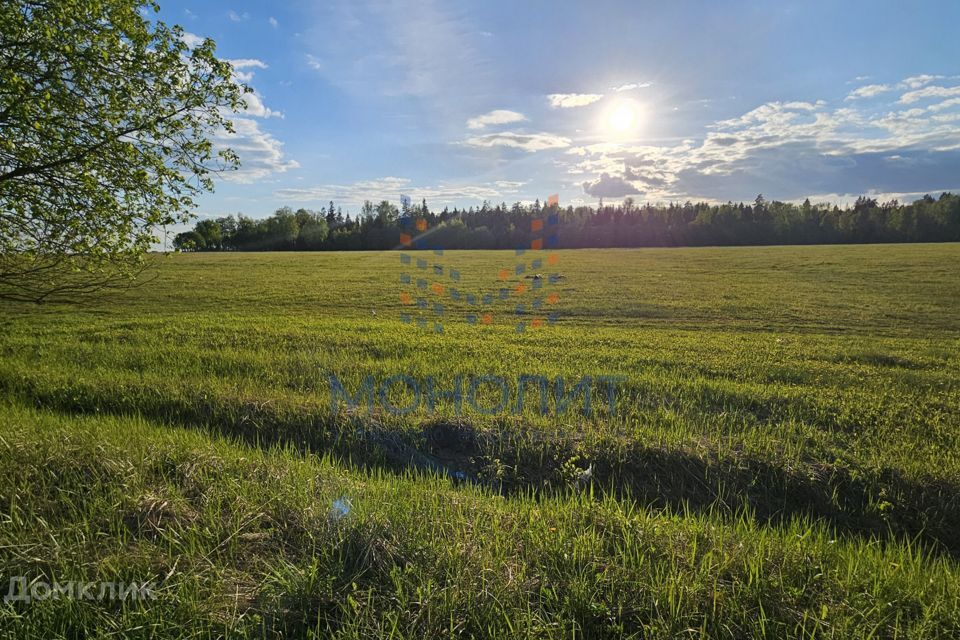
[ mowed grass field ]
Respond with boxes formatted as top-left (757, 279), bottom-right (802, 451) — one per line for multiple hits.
top-left (1, 244), bottom-right (959, 638)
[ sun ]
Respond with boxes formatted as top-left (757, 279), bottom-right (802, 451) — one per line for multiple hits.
top-left (603, 99), bottom-right (642, 136)
top-left (609, 103), bottom-right (636, 131)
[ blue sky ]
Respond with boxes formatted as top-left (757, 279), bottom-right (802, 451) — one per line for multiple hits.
top-left (160, 0), bottom-right (960, 218)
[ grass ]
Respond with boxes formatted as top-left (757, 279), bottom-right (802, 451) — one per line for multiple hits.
top-left (1, 244), bottom-right (959, 637)
top-left (2, 403), bottom-right (959, 638)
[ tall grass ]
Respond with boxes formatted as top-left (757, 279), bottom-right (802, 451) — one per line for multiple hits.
top-left (1, 403), bottom-right (958, 638)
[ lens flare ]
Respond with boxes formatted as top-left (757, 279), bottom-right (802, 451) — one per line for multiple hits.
top-left (603, 99), bottom-right (642, 136)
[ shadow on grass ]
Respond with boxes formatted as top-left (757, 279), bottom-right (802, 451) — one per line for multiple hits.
top-left (6, 379), bottom-right (960, 559)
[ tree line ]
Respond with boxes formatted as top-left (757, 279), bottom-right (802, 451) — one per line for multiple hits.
top-left (172, 193), bottom-right (960, 252)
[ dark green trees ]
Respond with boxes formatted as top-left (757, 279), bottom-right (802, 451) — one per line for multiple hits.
top-left (173, 193), bottom-right (960, 252)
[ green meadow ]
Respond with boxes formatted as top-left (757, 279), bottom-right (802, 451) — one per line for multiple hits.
top-left (1, 244), bottom-right (959, 637)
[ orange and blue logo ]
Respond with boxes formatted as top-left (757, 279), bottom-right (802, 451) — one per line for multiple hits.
top-left (397, 201), bottom-right (563, 333)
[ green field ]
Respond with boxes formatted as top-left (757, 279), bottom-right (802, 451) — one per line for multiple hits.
top-left (2, 244), bottom-right (959, 637)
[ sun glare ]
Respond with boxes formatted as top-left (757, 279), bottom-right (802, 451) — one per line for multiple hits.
top-left (603, 99), bottom-right (642, 136)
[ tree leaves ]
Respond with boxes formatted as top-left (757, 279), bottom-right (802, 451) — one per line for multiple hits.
top-left (0, 0), bottom-right (246, 302)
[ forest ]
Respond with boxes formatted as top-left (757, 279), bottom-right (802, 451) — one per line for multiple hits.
top-left (172, 192), bottom-right (960, 251)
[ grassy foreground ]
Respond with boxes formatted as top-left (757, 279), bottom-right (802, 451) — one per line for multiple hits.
top-left (1, 244), bottom-right (959, 637)
top-left (2, 403), bottom-right (959, 638)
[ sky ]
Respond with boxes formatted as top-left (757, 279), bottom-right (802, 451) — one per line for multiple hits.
top-left (159, 0), bottom-right (960, 220)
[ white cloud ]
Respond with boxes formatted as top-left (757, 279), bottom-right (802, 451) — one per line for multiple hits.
top-left (180, 31), bottom-right (205, 49)
top-left (221, 59), bottom-right (281, 117)
top-left (845, 84), bottom-right (891, 100)
top-left (268, 16), bottom-right (279, 28)
top-left (274, 177), bottom-right (524, 205)
top-left (582, 173), bottom-right (642, 198)
top-left (172, 32), bottom-right (295, 186)
top-left (466, 109), bottom-right (526, 130)
top-left (306, 54), bottom-right (324, 71)
top-left (214, 118), bottom-right (299, 183)
top-left (241, 92), bottom-right (283, 119)
top-left (548, 93), bottom-right (604, 108)
top-left (228, 10), bottom-right (249, 22)
top-left (611, 82), bottom-right (652, 92)
top-left (929, 97), bottom-right (960, 112)
top-left (208, 54), bottom-right (292, 182)
top-left (847, 76), bottom-right (951, 101)
top-left (899, 74), bottom-right (943, 90)
top-left (899, 85), bottom-right (960, 104)
top-left (226, 58), bottom-right (269, 83)
top-left (783, 101), bottom-right (825, 110)
top-left (464, 132), bottom-right (571, 152)
top-left (228, 59), bottom-right (269, 70)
